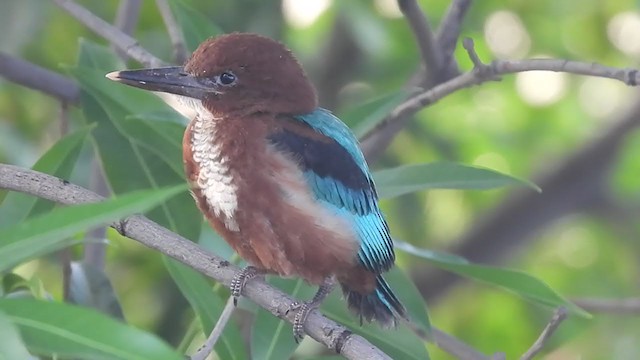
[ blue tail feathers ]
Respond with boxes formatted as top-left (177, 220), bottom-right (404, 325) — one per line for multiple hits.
top-left (340, 275), bottom-right (406, 327)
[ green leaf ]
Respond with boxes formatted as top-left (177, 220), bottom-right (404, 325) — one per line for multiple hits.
top-left (68, 40), bottom-right (202, 241)
top-left (168, 0), bottom-right (222, 52)
top-left (394, 240), bottom-right (590, 317)
top-left (68, 261), bottom-right (124, 320)
top-left (75, 38), bottom-right (124, 74)
top-left (120, 117), bottom-right (185, 176)
top-left (0, 299), bottom-right (183, 360)
top-left (373, 162), bottom-right (541, 199)
top-left (321, 290), bottom-right (430, 360)
top-left (0, 311), bottom-right (32, 360)
top-left (251, 278), bottom-right (316, 360)
top-left (339, 91), bottom-right (409, 138)
top-left (2, 274), bottom-right (50, 300)
top-left (164, 258), bottom-right (246, 360)
top-left (2, 273), bottom-right (30, 296)
top-left (383, 268), bottom-right (431, 338)
top-left (0, 126), bottom-right (93, 227)
top-left (0, 185), bottom-right (186, 272)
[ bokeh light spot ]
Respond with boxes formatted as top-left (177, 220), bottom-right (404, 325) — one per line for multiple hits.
top-left (282, 0), bottom-right (332, 29)
top-left (484, 11), bottom-right (531, 58)
top-left (607, 12), bottom-right (640, 56)
top-left (516, 69), bottom-right (568, 107)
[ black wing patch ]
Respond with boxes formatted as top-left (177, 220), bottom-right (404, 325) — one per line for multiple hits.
top-left (268, 128), bottom-right (370, 191)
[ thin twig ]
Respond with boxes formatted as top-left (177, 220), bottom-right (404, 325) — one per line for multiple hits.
top-left (462, 38), bottom-right (485, 69)
top-left (360, 38), bottom-right (640, 158)
top-left (573, 297), bottom-right (640, 314)
top-left (156, 0), bottom-right (189, 64)
top-left (403, 316), bottom-right (489, 360)
top-left (397, 0), bottom-right (444, 85)
top-left (51, 0), bottom-right (163, 67)
top-left (112, 0), bottom-right (142, 61)
top-left (0, 53), bottom-right (79, 103)
top-left (190, 296), bottom-right (236, 360)
top-left (405, 0), bottom-right (472, 89)
top-left (0, 164), bottom-right (391, 360)
top-left (436, 0), bottom-right (473, 60)
top-left (431, 327), bottom-right (490, 360)
top-left (520, 307), bottom-right (568, 360)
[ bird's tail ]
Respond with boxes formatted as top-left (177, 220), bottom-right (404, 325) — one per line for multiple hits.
top-left (340, 274), bottom-right (406, 327)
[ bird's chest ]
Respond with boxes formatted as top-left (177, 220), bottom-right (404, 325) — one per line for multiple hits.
top-left (184, 117), bottom-right (241, 231)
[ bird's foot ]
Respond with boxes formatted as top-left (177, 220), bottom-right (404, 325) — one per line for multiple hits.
top-left (291, 301), bottom-right (314, 343)
top-left (230, 266), bottom-right (263, 306)
top-left (289, 277), bottom-right (335, 343)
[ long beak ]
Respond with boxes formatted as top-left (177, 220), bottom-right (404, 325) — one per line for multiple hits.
top-left (105, 66), bottom-right (217, 99)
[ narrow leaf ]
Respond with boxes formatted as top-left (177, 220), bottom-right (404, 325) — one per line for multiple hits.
top-left (120, 117), bottom-right (185, 177)
top-left (251, 278), bottom-right (316, 360)
top-left (337, 91), bottom-right (409, 137)
top-left (374, 162), bottom-right (541, 199)
top-left (0, 311), bottom-right (33, 360)
top-left (383, 267), bottom-right (431, 338)
top-left (68, 261), bottom-right (125, 319)
top-left (168, 0), bottom-right (222, 52)
top-left (0, 299), bottom-right (183, 360)
top-left (0, 126), bottom-right (93, 227)
top-left (164, 258), bottom-right (246, 360)
top-left (0, 185), bottom-right (186, 272)
top-left (394, 240), bottom-right (589, 317)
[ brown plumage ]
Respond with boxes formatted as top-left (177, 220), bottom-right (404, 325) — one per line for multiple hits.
top-left (182, 111), bottom-right (359, 285)
top-left (106, 32), bottom-right (406, 337)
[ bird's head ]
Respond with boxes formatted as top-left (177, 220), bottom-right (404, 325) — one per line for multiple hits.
top-left (107, 33), bottom-right (317, 116)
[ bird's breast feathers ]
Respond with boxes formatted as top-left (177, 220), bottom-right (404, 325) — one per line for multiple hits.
top-left (185, 108), bottom-right (240, 232)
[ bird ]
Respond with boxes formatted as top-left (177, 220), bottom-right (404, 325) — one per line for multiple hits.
top-left (106, 32), bottom-right (406, 340)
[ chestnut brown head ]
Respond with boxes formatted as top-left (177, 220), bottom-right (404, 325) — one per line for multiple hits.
top-left (107, 33), bottom-right (317, 116)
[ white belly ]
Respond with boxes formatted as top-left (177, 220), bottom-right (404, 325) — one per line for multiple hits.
top-left (182, 97), bottom-right (240, 232)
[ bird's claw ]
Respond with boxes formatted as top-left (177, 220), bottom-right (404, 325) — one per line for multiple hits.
top-left (290, 300), bottom-right (314, 343)
top-left (289, 276), bottom-right (335, 342)
top-left (230, 266), bottom-right (261, 306)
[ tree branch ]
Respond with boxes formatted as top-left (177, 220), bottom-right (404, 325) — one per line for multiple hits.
top-left (51, 0), bottom-right (163, 67)
top-left (397, 0), bottom-right (444, 85)
top-left (405, 0), bottom-right (472, 91)
top-left (156, 0), bottom-right (189, 64)
top-left (190, 296), bottom-right (236, 360)
top-left (573, 298), bottom-right (640, 314)
top-left (360, 38), bottom-right (640, 158)
top-left (0, 53), bottom-right (79, 103)
top-left (431, 327), bottom-right (490, 360)
top-left (520, 308), bottom-right (568, 360)
top-left (0, 163), bottom-right (391, 360)
top-left (436, 0), bottom-right (473, 65)
top-left (112, 0), bottom-right (142, 61)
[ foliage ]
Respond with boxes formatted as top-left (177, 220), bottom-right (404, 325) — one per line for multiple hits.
top-left (1, 0), bottom-right (638, 359)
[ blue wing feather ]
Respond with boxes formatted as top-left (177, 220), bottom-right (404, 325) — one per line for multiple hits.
top-left (268, 108), bottom-right (395, 273)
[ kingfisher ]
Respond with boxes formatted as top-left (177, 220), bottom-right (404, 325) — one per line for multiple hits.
top-left (107, 33), bottom-right (406, 340)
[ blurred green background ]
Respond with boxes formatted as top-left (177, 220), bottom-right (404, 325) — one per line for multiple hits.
top-left (1, 0), bottom-right (639, 359)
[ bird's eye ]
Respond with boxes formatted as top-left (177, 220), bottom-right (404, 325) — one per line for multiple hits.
top-left (218, 72), bottom-right (237, 86)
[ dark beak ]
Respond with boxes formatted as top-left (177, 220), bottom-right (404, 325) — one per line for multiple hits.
top-left (106, 66), bottom-right (217, 99)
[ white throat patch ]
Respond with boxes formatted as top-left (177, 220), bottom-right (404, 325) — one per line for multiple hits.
top-left (177, 96), bottom-right (240, 232)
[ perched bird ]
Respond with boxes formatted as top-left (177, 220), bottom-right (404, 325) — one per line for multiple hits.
top-left (107, 33), bottom-right (406, 339)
